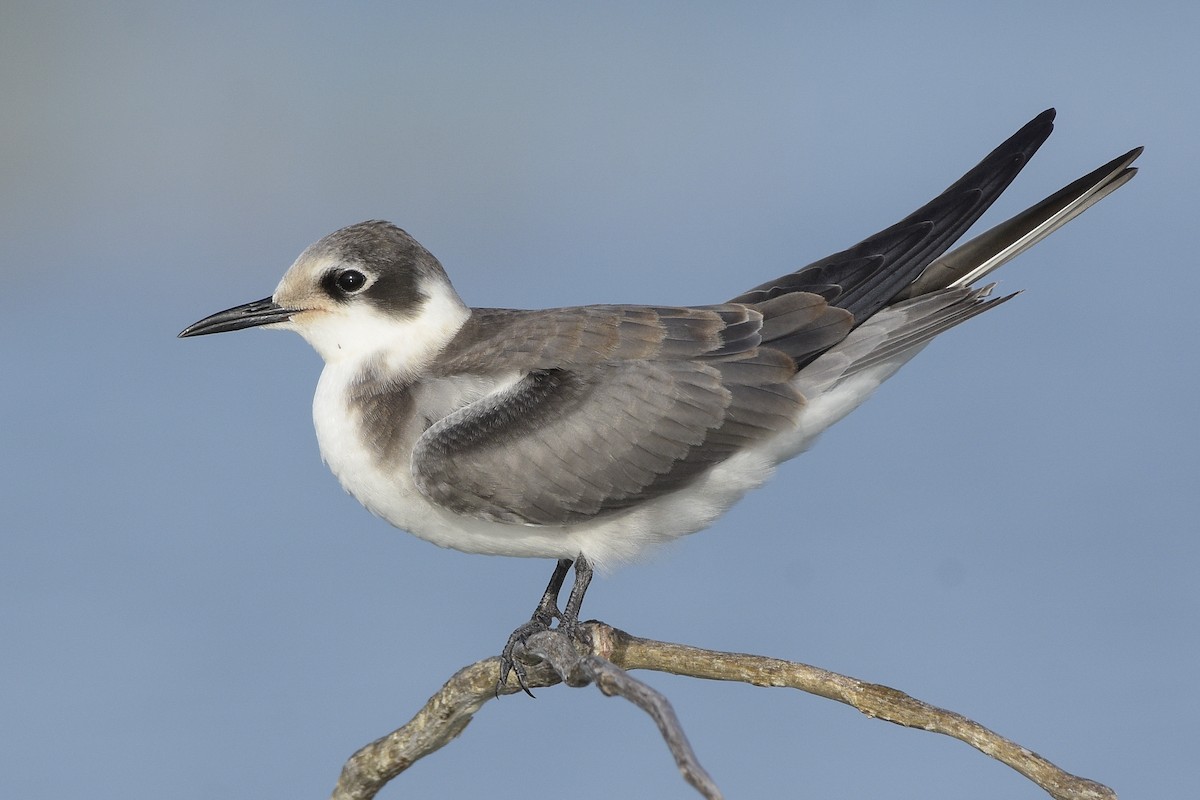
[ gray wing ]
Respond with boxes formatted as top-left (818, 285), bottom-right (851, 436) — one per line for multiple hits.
top-left (411, 302), bottom-right (842, 525)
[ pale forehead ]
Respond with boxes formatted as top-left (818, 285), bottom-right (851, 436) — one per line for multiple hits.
top-left (274, 246), bottom-right (337, 299)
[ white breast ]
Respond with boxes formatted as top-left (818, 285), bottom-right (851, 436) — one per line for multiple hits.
top-left (310, 357), bottom-right (784, 571)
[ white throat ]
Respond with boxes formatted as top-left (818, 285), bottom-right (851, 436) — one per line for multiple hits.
top-left (292, 280), bottom-right (470, 374)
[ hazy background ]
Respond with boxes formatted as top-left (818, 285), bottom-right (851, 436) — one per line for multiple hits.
top-left (2, 2), bottom-right (1194, 798)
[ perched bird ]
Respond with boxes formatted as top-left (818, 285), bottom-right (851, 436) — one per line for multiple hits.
top-left (180, 109), bottom-right (1139, 690)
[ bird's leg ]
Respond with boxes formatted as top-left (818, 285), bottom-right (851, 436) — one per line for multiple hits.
top-left (558, 554), bottom-right (593, 641)
top-left (498, 555), bottom-right (597, 695)
top-left (499, 558), bottom-right (573, 695)
top-left (532, 557), bottom-right (574, 626)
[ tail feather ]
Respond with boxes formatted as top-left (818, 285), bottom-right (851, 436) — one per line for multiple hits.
top-left (897, 146), bottom-right (1142, 299)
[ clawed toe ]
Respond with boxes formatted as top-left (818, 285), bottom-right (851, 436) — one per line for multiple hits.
top-left (498, 617), bottom-right (553, 696)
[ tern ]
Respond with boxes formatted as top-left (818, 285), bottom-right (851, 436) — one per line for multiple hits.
top-left (181, 109), bottom-right (1139, 690)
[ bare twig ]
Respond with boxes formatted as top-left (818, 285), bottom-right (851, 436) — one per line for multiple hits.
top-left (522, 629), bottom-right (722, 800)
top-left (595, 625), bottom-right (1116, 800)
top-left (330, 621), bottom-right (1115, 800)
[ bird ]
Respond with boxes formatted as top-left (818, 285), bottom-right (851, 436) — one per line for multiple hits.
top-left (180, 109), bottom-right (1139, 691)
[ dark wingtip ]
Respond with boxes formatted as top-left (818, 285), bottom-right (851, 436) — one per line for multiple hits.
top-left (1025, 108), bottom-right (1056, 142)
top-left (1015, 108), bottom-right (1055, 150)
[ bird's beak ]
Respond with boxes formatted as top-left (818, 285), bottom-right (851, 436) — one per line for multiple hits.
top-left (178, 297), bottom-right (297, 337)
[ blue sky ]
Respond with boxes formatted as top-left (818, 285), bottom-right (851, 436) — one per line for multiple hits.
top-left (2, 2), bottom-right (1195, 798)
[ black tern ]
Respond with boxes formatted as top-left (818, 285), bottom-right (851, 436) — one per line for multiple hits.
top-left (181, 109), bottom-right (1140, 690)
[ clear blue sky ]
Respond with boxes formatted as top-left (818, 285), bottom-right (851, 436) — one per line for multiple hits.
top-left (2, 2), bottom-right (1194, 798)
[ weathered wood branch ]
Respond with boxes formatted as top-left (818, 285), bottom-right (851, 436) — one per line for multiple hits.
top-left (329, 621), bottom-right (1115, 800)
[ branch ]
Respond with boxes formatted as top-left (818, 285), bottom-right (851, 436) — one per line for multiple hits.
top-left (329, 621), bottom-right (1115, 800)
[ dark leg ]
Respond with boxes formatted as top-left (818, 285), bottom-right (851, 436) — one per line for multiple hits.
top-left (532, 558), bottom-right (573, 626)
top-left (559, 555), bottom-right (593, 632)
top-left (498, 555), bottom-right (594, 696)
top-left (499, 558), bottom-right (573, 695)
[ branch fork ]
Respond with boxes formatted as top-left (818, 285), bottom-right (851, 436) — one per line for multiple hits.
top-left (330, 622), bottom-right (1115, 800)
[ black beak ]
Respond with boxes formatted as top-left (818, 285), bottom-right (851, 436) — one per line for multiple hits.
top-left (178, 297), bottom-right (297, 338)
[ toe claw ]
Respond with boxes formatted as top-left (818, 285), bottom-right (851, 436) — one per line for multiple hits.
top-left (497, 618), bottom-right (549, 697)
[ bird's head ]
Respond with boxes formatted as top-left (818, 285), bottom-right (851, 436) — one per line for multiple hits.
top-left (179, 220), bottom-right (469, 371)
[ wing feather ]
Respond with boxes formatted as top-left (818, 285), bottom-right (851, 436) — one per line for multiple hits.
top-left (730, 109), bottom-right (1056, 328)
top-left (411, 303), bottom-right (812, 525)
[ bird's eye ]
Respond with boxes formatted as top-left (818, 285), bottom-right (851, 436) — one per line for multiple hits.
top-left (336, 270), bottom-right (367, 293)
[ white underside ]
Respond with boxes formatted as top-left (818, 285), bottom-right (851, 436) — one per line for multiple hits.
top-left (311, 309), bottom-right (929, 572)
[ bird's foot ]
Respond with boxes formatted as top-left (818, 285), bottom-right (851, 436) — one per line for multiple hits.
top-left (497, 607), bottom-right (596, 696)
top-left (498, 610), bottom-right (556, 697)
top-left (497, 556), bottom-right (594, 697)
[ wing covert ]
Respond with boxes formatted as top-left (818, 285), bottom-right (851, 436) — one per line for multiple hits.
top-left (411, 363), bottom-right (722, 524)
top-left (411, 355), bottom-right (802, 526)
